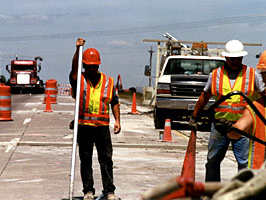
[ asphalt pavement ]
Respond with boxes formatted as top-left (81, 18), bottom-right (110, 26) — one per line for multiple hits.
top-left (0, 93), bottom-right (238, 200)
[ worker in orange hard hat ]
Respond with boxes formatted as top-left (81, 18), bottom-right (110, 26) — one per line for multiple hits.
top-left (257, 50), bottom-right (266, 73)
top-left (69, 38), bottom-right (121, 200)
top-left (190, 40), bottom-right (266, 182)
top-left (226, 50), bottom-right (266, 169)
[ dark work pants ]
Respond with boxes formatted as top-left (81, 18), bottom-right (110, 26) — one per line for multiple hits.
top-left (77, 125), bottom-right (116, 195)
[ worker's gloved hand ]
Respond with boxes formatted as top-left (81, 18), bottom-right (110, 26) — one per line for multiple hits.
top-left (227, 128), bottom-right (242, 140)
top-left (189, 116), bottom-right (198, 130)
top-left (215, 118), bottom-right (233, 135)
top-left (69, 120), bottom-right (74, 130)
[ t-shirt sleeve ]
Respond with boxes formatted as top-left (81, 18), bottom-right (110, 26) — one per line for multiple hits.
top-left (203, 72), bottom-right (212, 92)
top-left (110, 87), bottom-right (119, 106)
top-left (255, 70), bottom-right (266, 93)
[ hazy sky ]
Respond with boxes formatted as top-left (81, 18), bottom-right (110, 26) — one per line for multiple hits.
top-left (1, 0), bottom-right (266, 88)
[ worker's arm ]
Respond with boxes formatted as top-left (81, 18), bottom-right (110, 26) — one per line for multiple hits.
top-left (227, 108), bottom-right (253, 140)
top-left (111, 103), bottom-right (121, 134)
top-left (192, 91), bottom-right (212, 118)
top-left (261, 89), bottom-right (266, 97)
top-left (189, 91), bottom-right (211, 129)
top-left (192, 71), bottom-right (212, 119)
top-left (110, 87), bottom-right (121, 134)
top-left (70, 38), bottom-right (86, 81)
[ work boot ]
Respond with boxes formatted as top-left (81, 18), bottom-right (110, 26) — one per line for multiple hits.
top-left (107, 193), bottom-right (119, 200)
top-left (69, 120), bottom-right (74, 130)
top-left (84, 191), bottom-right (94, 200)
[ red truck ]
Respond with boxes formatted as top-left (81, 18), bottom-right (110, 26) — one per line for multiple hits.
top-left (6, 56), bottom-right (44, 93)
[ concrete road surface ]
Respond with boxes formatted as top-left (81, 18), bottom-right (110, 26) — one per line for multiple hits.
top-left (0, 94), bottom-right (238, 200)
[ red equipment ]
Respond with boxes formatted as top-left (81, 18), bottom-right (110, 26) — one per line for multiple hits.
top-left (6, 56), bottom-right (44, 93)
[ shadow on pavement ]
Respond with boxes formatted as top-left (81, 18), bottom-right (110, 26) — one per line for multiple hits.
top-left (171, 121), bottom-right (211, 132)
top-left (62, 197), bottom-right (83, 200)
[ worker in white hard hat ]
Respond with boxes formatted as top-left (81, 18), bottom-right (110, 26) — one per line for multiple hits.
top-left (190, 40), bottom-right (266, 182)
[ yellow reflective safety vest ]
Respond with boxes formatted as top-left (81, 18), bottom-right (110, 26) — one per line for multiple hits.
top-left (211, 65), bottom-right (255, 122)
top-left (78, 72), bottom-right (114, 126)
top-left (247, 99), bottom-right (266, 169)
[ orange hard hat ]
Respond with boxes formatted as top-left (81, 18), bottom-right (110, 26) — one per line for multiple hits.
top-left (257, 50), bottom-right (266, 71)
top-left (82, 48), bottom-right (101, 65)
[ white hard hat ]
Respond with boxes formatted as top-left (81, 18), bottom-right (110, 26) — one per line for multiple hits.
top-left (222, 40), bottom-right (248, 57)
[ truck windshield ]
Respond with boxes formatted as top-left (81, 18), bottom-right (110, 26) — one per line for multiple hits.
top-left (164, 58), bottom-right (225, 75)
top-left (13, 65), bottom-right (34, 71)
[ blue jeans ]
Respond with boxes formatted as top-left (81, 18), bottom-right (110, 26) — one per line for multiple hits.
top-left (205, 123), bottom-right (249, 182)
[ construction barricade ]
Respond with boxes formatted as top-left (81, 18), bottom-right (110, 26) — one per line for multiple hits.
top-left (44, 94), bottom-right (53, 112)
top-left (0, 83), bottom-right (12, 121)
top-left (57, 83), bottom-right (72, 96)
top-left (44, 79), bottom-right (57, 104)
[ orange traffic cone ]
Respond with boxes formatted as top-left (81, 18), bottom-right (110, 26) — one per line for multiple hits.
top-left (163, 119), bottom-right (172, 142)
top-left (44, 94), bottom-right (52, 112)
top-left (115, 87), bottom-right (119, 97)
top-left (130, 92), bottom-right (140, 114)
top-left (131, 92), bottom-right (137, 113)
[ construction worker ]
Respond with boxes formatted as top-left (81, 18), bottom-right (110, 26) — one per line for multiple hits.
top-left (190, 40), bottom-right (266, 182)
top-left (227, 50), bottom-right (266, 169)
top-left (69, 38), bottom-right (121, 200)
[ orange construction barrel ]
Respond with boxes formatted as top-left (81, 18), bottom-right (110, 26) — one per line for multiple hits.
top-left (44, 79), bottom-right (58, 104)
top-left (0, 84), bottom-right (12, 121)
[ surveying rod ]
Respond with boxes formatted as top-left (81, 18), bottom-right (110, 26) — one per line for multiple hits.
top-left (69, 45), bottom-right (83, 200)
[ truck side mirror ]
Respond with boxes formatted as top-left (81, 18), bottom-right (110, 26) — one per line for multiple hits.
top-left (6, 65), bottom-right (10, 73)
top-left (144, 65), bottom-right (151, 76)
top-left (38, 64), bottom-right (41, 72)
top-left (0, 75), bottom-right (6, 84)
top-left (34, 56), bottom-right (43, 62)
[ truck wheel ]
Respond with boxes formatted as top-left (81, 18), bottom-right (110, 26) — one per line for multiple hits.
top-left (154, 107), bottom-right (164, 129)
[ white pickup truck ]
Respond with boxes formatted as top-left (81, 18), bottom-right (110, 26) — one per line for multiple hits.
top-left (154, 55), bottom-right (225, 129)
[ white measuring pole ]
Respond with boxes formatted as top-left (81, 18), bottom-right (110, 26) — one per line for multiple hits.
top-left (69, 45), bottom-right (83, 200)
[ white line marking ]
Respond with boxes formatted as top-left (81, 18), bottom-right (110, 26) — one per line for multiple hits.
top-left (14, 110), bottom-right (74, 114)
top-left (125, 130), bottom-right (146, 134)
top-left (56, 103), bottom-right (75, 106)
top-left (25, 102), bottom-right (74, 106)
top-left (13, 159), bottom-right (32, 162)
top-left (63, 134), bottom-right (73, 139)
top-left (0, 179), bottom-right (20, 182)
top-left (24, 102), bottom-right (42, 106)
top-left (18, 179), bottom-right (43, 183)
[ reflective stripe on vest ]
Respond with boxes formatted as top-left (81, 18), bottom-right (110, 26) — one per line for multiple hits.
top-left (247, 101), bottom-right (266, 169)
top-left (211, 65), bottom-right (255, 121)
top-left (78, 72), bottom-right (113, 126)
